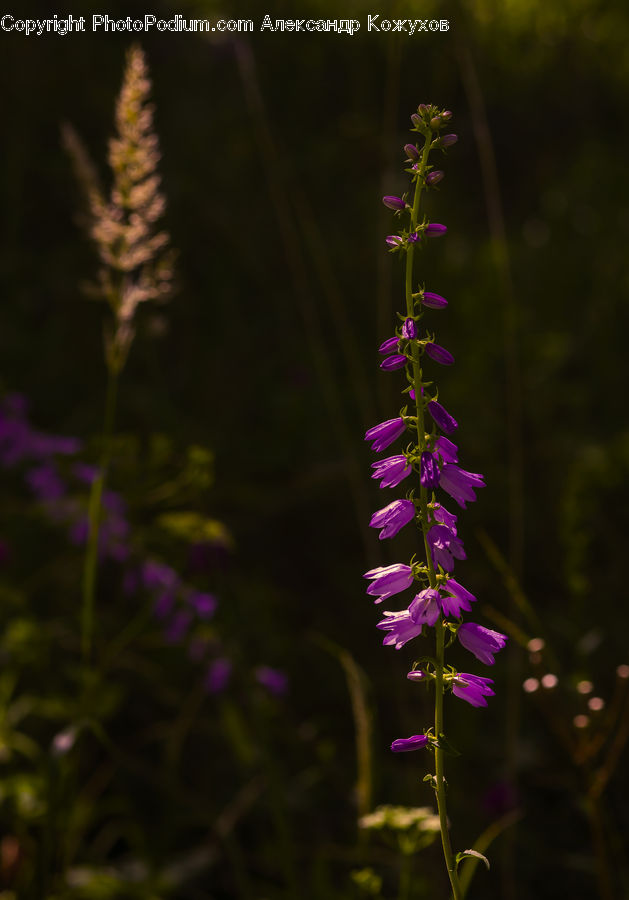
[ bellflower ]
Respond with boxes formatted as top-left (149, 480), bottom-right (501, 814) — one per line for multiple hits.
top-left (425, 223), bottom-right (447, 237)
top-left (371, 455), bottom-right (412, 489)
top-left (426, 523), bottom-right (466, 572)
top-left (383, 195), bottom-right (406, 210)
top-left (431, 502), bottom-right (458, 532)
top-left (370, 499), bottom-right (415, 540)
top-left (402, 318), bottom-right (417, 339)
top-left (420, 451), bottom-right (440, 490)
top-left (377, 608), bottom-right (424, 649)
top-left (421, 291), bottom-right (448, 309)
top-left (391, 734), bottom-right (429, 753)
top-left (424, 343), bottom-right (455, 366)
top-left (439, 464), bottom-right (485, 508)
top-left (379, 336), bottom-right (400, 354)
top-left (434, 436), bottom-right (458, 464)
top-left (365, 417), bottom-right (406, 452)
top-left (458, 623), bottom-right (508, 665)
top-left (380, 354), bottom-right (407, 372)
top-left (441, 578), bottom-right (476, 617)
top-left (409, 588), bottom-right (442, 626)
top-left (452, 673), bottom-right (494, 708)
top-left (364, 563), bottom-right (414, 603)
top-left (427, 399), bottom-right (458, 434)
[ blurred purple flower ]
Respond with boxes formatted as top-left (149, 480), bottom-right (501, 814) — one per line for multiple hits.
top-left (204, 657), bottom-right (232, 694)
top-left (255, 665), bottom-right (288, 697)
top-left (26, 464), bottom-right (66, 501)
top-left (187, 591), bottom-right (218, 620)
top-left (165, 610), bottom-right (193, 644)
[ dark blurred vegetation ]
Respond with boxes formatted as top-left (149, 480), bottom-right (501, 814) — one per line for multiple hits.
top-left (1, 0), bottom-right (629, 897)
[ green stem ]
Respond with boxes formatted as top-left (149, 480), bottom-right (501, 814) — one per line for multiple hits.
top-left (81, 363), bottom-right (118, 665)
top-left (406, 131), bottom-right (462, 900)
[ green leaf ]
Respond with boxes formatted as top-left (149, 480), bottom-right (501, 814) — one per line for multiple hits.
top-left (456, 849), bottom-right (490, 871)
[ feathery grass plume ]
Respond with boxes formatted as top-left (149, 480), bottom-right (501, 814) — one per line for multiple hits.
top-left (64, 45), bottom-right (175, 664)
top-left (67, 44), bottom-right (173, 374)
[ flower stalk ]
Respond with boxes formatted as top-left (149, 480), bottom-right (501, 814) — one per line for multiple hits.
top-left (363, 104), bottom-right (507, 898)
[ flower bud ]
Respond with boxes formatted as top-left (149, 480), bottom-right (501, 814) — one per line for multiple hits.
top-left (417, 103), bottom-right (429, 116)
top-left (426, 170), bottom-right (444, 186)
top-left (402, 318), bottom-right (417, 340)
top-left (380, 353), bottom-right (407, 372)
top-left (441, 110), bottom-right (453, 122)
top-left (440, 133), bottom-right (458, 148)
top-left (410, 113), bottom-right (421, 127)
top-left (430, 116), bottom-right (443, 130)
top-left (425, 223), bottom-right (447, 237)
top-left (403, 143), bottom-right (419, 160)
top-left (407, 232), bottom-right (420, 244)
top-left (385, 235), bottom-right (404, 248)
top-left (382, 195), bottom-right (405, 211)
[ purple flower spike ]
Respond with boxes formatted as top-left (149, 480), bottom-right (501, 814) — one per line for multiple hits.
top-left (425, 343), bottom-right (455, 366)
top-left (364, 563), bottom-right (413, 603)
top-left (370, 499), bottom-right (415, 540)
top-left (377, 608), bottom-right (423, 649)
top-left (409, 588), bottom-right (442, 626)
top-left (379, 336), bottom-right (400, 354)
top-left (426, 524), bottom-right (466, 573)
top-left (427, 400), bottom-right (458, 434)
top-left (420, 451), bottom-right (440, 490)
top-left (365, 417), bottom-right (406, 452)
top-left (458, 623), bottom-right (508, 665)
top-left (439, 464), bottom-right (485, 509)
top-left (383, 195), bottom-right (406, 211)
top-left (425, 223), bottom-right (447, 237)
top-left (426, 170), bottom-right (445, 185)
top-left (441, 578), bottom-right (476, 617)
top-left (380, 354), bottom-right (407, 372)
top-left (402, 318), bottom-right (417, 340)
top-left (370, 455), bottom-right (412, 489)
top-left (422, 291), bottom-right (448, 309)
top-left (452, 673), bottom-right (494, 707)
top-left (391, 734), bottom-right (429, 753)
